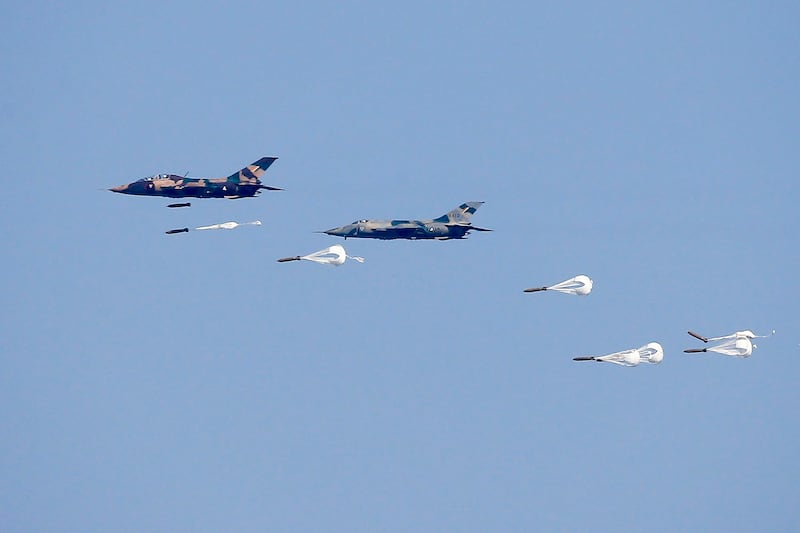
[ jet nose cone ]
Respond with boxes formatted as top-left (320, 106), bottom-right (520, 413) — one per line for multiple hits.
top-left (322, 225), bottom-right (355, 237)
top-left (108, 185), bottom-right (127, 193)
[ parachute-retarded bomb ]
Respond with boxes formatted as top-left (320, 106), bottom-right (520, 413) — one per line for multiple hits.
top-left (524, 275), bottom-right (593, 295)
top-left (683, 329), bottom-right (774, 358)
top-left (573, 342), bottom-right (664, 367)
top-left (277, 245), bottom-right (364, 266)
top-left (165, 220), bottom-right (262, 235)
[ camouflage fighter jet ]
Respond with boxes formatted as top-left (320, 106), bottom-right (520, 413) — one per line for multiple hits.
top-left (322, 202), bottom-right (491, 240)
top-left (109, 157), bottom-right (281, 200)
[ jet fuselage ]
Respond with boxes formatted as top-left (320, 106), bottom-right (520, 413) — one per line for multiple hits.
top-left (109, 157), bottom-right (280, 200)
top-left (322, 202), bottom-right (490, 240)
top-left (110, 176), bottom-right (266, 199)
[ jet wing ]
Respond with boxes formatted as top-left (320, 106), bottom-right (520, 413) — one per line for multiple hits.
top-left (371, 226), bottom-right (420, 238)
top-left (446, 224), bottom-right (493, 232)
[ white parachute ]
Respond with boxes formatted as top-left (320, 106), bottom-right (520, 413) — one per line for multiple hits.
top-left (688, 337), bottom-right (754, 357)
top-left (684, 329), bottom-right (774, 358)
top-left (277, 244), bottom-right (364, 267)
top-left (524, 275), bottom-right (593, 295)
top-left (166, 220), bottom-right (263, 234)
top-left (573, 342), bottom-right (664, 367)
top-left (195, 220), bottom-right (262, 231)
top-left (688, 329), bottom-right (775, 343)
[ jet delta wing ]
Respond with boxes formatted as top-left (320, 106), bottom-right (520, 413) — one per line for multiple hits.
top-left (322, 202), bottom-right (491, 240)
top-left (109, 157), bottom-right (281, 200)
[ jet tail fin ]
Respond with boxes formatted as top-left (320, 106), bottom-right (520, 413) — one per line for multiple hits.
top-left (227, 157), bottom-right (278, 182)
top-left (434, 201), bottom-right (484, 223)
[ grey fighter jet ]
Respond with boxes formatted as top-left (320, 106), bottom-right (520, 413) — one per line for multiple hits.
top-left (322, 202), bottom-right (491, 240)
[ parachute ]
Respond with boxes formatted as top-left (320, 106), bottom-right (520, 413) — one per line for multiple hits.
top-left (684, 329), bottom-right (773, 358)
top-left (166, 220), bottom-right (262, 234)
top-left (195, 220), bottom-right (262, 231)
top-left (573, 342), bottom-right (664, 367)
top-left (277, 245), bottom-right (364, 267)
top-left (524, 275), bottom-right (593, 295)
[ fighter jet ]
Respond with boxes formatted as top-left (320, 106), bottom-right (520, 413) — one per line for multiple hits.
top-left (322, 202), bottom-right (491, 240)
top-left (109, 157), bottom-right (281, 199)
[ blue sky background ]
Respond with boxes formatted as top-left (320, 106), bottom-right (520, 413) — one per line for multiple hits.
top-left (2, 2), bottom-right (798, 531)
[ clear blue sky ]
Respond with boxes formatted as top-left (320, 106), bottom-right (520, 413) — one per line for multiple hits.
top-left (2, 2), bottom-right (798, 531)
